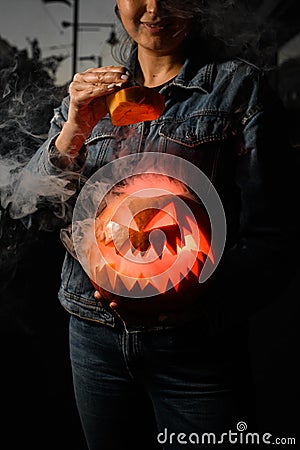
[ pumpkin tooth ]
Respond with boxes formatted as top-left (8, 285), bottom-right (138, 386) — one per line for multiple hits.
top-left (197, 251), bottom-right (205, 264)
top-left (120, 273), bottom-right (138, 292)
top-left (190, 258), bottom-right (201, 278)
top-left (137, 276), bottom-right (149, 290)
top-left (168, 268), bottom-right (183, 291)
top-left (150, 274), bottom-right (170, 294)
top-left (180, 213), bottom-right (193, 234)
top-left (184, 233), bottom-right (199, 251)
top-left (95, 264), bottom-right (116, 291)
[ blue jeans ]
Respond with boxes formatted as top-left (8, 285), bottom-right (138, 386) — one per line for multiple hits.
top-left (69, 315), bottom-right (253, 449)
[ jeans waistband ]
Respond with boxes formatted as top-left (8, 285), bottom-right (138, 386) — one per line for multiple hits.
top-left (100, 298), bottom-right (204, 332)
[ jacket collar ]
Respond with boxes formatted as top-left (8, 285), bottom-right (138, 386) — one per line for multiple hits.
top-left (171, 57), bottom-right (214, 94)
top-left (126, 48), bottom-right (214, 95)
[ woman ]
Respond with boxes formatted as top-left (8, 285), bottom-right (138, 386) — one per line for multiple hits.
top-left (10, 1), bottom-right (298, 449)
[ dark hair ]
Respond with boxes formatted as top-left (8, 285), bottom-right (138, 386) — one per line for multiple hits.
top-left (111, 1), bottom-right (277, 69)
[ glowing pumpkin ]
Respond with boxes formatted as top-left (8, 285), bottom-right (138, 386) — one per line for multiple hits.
top-left (88, 176), bottom-right (214, 314)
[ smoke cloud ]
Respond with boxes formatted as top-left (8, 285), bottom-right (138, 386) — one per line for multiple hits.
top-left (0, 45), bottom-right (68, 282)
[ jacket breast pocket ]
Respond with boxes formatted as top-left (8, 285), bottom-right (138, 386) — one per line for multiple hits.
top-left (159, 114), bottom-right (228, 147)
top-left (158, 113), bottom-right (229, 179)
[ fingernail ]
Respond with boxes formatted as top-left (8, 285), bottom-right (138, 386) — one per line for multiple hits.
top-left (125, 70), bottom-right (131, 76)
top-left (121, 74), bottom-right (129, 80)
top-left (115, 82), bottom-right (123, 87)
top-left (107, 83), bottom-right (115, 89)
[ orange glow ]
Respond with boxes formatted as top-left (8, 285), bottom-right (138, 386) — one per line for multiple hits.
top-left (89, 176), bottom-right (213, 300)
top-left (106, 86), bottom-right (165, 125)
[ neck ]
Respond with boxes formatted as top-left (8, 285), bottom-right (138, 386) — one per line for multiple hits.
top-left (137, 48), bottom-right (185, 87)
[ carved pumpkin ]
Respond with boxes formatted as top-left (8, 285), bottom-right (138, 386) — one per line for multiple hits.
top-left (106, 86), bottom-right (165, 126)
top-left (87, 176), bottom-right (214, 314)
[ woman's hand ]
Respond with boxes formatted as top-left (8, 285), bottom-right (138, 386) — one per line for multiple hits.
top-left (68, 66), bottom-right (131, 132)
top-left (94, 289), bottom-right (119, 310)
top-left (56, 66), bottom-right (131, 156)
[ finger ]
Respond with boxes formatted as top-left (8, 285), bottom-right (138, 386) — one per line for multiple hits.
top-left (73, 71), bottom-right (129, 86)
top-left (74, 66), bottom-right (131, 84)
top-left (109, 301), bottom-right (119, 309)
top-left (70, 76), bottom-right (129, 100)
top-left (94, 290), bottom-right (102, 300)
top-left (87, 65), bottom-right (130, 76)
top-left (70, 80), bottom-right (116, 95)
top-left (94, 71), bottom-right (130, 85)
top-left (76, 65), bottom-right (128, 75)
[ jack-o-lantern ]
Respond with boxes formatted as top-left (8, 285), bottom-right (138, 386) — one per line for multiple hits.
top-left (86, 175), bottom-right (214, 315)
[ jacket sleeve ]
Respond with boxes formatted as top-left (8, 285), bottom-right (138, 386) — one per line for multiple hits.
top-left (8, 96), bottom-right (87, 231)
top-left (203, 67), bottom-right (299, 329)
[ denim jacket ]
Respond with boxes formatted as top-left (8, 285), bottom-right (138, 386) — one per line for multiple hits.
top-left (11, 56), bottom-right (297, 331)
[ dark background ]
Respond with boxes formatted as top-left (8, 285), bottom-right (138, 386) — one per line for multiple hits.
top-left (1, 1), bottom-right (299, 448)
